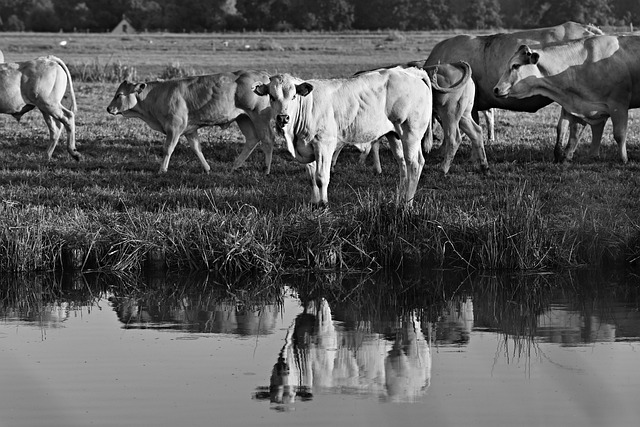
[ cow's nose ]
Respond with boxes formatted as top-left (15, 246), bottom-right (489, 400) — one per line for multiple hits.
top-left (107, 106), bottom-right (114, 114)
top-left (276, 114), bottom-right (290, 127)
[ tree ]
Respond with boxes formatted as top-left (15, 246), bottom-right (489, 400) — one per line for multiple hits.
top-left (5, 14), bottom-right (24, 31)
top-left (533, 0), bottom-right (615, 27)
top-left (26, 0), bottom-right (61, 31)
top-left (412, 0), bottom-right (451, 30)
top-left (463, 0), bottom-right (502, 30)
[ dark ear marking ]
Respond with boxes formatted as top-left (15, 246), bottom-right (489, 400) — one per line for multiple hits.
top-left (296, 82), bottom-right (314, 96)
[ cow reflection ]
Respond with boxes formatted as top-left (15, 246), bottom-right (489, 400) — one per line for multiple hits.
top-left (256, 298), bottom-right (432, 405)
top-left (436, 297), bottom-right (474, 345)
top-left (110, 296), bottom-right (278, 335)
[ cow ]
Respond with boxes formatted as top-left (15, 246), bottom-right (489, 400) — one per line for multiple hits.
top-left (106, 70), bottom-right (276, 174)
top-left (333, 60), bottom-right (488, 175)
top-left (252, 67), bottom-right (433, 206)
top-left (494, 35), bottom-right (640, 164)
top-left (0, 55), bottom-right (79, 161)
top-left (425, 21), bottom-right (605, 162)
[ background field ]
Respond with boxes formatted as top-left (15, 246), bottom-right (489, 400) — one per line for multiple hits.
top-left (0, 31), bottom-right (639, 275)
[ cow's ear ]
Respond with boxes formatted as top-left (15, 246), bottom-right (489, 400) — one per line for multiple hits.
top-left (530, 52), bottom-right (540, 65)
top-left (253, 83), bottom-right (269, 96)
top-left (296, 82), bottom-right (313, 97)
top-left (134, 83), bottom-right (146, 94)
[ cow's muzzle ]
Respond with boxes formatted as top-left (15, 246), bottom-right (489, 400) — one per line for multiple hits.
top-left (276, 114), bottom-right (290, 129)
top-left (493, 86), bottom-right (508, 98)
top-left (106, 106), bottom-right (118, 115)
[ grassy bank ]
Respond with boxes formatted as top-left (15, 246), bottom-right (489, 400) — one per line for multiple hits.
top-left (0, 33), bottom-right (639, 275)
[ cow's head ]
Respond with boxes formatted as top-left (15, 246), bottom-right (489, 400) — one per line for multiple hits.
top-left (493, 45), bottom-right (541, 99)
top-left (107, 80), bottom-right (147, 115)
top-left (253, 74), bottom-right (313, 131)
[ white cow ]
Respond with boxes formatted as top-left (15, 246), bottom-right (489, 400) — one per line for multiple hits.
top-left (0, 55), bottom-right (79, 161)
top-left (494, 35), bottom-right (640, 164)
top-left (253, 67), bottom-right (433, 205)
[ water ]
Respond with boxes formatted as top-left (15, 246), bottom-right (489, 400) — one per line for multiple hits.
top-left (1, 271), bottom-right (639, 427)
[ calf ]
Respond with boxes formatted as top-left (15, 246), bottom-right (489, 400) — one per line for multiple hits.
top-left (106, 70), bottom-right (276, 173)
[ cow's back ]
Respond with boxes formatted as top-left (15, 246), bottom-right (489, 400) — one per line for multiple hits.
top-left (304, 69), bottom-right (430, 143)
top-left (426, 22), bottom-right (603, 112)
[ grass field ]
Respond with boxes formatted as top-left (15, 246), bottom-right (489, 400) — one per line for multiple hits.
top-left (0, 31), bottom-right (639, 276)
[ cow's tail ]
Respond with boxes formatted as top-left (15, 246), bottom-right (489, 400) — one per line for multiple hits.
top-left (413, 67), bottom-right (434, 154)
top-left (426, 61), bottom-right (472, 94)
top-left (422, 116), bottom-right (433, 154)
top-left (48, 55), bottom-right (77, 114)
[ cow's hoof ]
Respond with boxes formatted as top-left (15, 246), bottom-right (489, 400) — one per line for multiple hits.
top-left (71, 152), bottom-right (82, 162)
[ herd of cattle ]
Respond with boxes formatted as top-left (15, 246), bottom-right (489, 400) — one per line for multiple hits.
top-left (1, 21), bottom-right (637, 205)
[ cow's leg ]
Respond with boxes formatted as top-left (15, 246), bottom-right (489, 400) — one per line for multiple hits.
top-left (184, 130), bottom-right (211, 173)
top-left (232, 116), bottom-right (270, 174)
top-left (430, 116), bottom-right (446, 157)
top-left (305, 162), bottom-right (321, 204)
top-left (386, 134), bottom-right (407, 203)
top-left (368, 140), bottom-right (382, 174)
top-left (459, 114), bottom-right (489, 173)
top-left (41, 112), bottom-right (64, 161)
top-left (438, 116), bottom-right (461, 175)
top-left (159, 129), bottom-right (182, 173)
top-left (610, 109), bottom-right (629, 164)
top-left (330, 141), bottom-right (346, 173)
top-left (587, 121), bottom-right (606, 159)
top-left (483, 109), bottom-right (495, 143)
top-left (314, 141), bottom-right (336, 206)
top-left (554, 109), bottom-right (570, 162)
top-left (42, 104), bottom-right (80, 161)
top-left (559, 111), bottom-right (589, 163)
top-left (399, 127), bottom-right (425, 205)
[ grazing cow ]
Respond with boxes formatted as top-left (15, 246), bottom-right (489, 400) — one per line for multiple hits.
top-left (253, 67), bottom-right (433, 205)
top-left (494, 35), bottom-right (640, 164)
top-left (334, 60), bottom-right (488, 175)
top-left (425, 21), bottom-right (605, 162)
top-left (0, 49), bottom-right (4, 63)
top-left (0, 55), bottom-right (79, 161)
top-left (106, 70), bottom-right (276, 174)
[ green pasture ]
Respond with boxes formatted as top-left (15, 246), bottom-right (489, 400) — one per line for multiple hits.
top-left (0, 32), bottom-right (638, 276)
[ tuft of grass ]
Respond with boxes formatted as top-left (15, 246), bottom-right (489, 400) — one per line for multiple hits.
top-left (158, 62), bottom-right (202, 80)
top-left (69, 58), bottom-right (137, 82)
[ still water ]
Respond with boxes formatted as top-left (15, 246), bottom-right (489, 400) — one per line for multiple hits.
top-left (1, 270), bottom-right (639, 427)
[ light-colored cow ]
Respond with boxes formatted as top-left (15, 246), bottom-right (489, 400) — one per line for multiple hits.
top-left (0, 55), bottom-right (79, 161)
top-left (494, 35), bottom-right (640, 164)
top-left (106, 70), bottom-right (276, 174)
top-left (253, 67), bottom-right (433, 205)
top-left (335, 60), bottom-right (488, 175)
top-left (425, 21), bottom-right (605, 162)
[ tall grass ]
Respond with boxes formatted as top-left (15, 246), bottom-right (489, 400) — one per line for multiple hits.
top-left (0, 180), bottom-right (634, 275)
top-left (68, 57), bottom-right (138, 82)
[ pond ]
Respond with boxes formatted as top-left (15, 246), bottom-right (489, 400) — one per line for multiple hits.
top-left (1, 270), bottom-right (639, 427)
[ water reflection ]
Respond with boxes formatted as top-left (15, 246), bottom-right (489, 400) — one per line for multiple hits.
top-left (1, 268), bottom-right (639, 416)
top-left (254, 297), bottom-right (432, 405)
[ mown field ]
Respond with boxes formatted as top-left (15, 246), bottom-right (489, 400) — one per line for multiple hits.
top-left (0, 31), bottom-right (639, 277)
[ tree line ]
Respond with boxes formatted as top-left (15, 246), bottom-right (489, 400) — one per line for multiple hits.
top-left (1, 0), bottom-right (638, 33)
